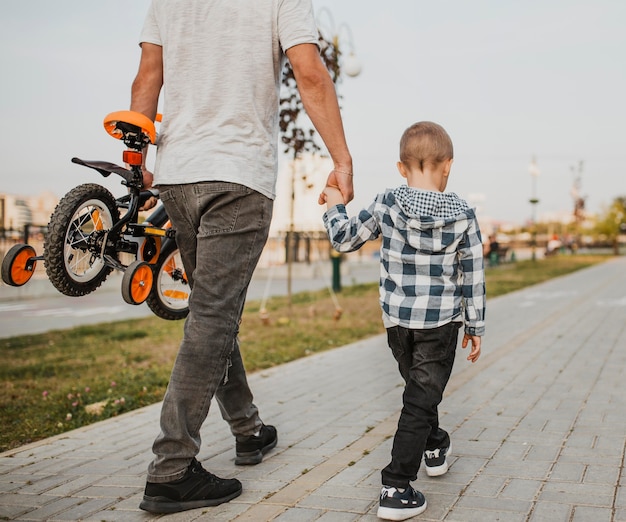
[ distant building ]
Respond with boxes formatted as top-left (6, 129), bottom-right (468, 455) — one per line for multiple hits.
top-left (0, 191), bottom-right (58, 237)
top-left (27, 191), bottom-right (59, 226)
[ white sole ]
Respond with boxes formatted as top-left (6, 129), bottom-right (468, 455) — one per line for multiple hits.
top-left (377, 500), bottom-right (427, 520)
top-left (425, 461), bottom-right (448, 477)
top-left (424, 444), bottom-right (451, 477)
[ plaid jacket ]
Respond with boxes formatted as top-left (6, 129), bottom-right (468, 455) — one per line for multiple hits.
top-left (323, 186), bottom-right (486, 336)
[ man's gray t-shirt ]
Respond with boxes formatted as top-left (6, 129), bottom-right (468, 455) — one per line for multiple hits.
top-left (139, 0), bottom-right (319, 199)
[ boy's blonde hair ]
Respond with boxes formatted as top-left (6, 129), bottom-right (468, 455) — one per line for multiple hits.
top-left (399, 121), bottom-right (453, 171)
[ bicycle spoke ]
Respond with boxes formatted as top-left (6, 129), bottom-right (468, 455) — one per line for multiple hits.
top-left (62, 204), bottom-right (108, 278)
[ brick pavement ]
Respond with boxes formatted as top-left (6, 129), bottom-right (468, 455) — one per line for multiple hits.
top-left (1, 257), bottom-right (625, 521)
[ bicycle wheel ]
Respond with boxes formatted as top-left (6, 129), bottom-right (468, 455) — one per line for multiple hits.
top-left (44, 184), bottom-right (120, 296)
top-left (146, 241), bottom-right (189, 320)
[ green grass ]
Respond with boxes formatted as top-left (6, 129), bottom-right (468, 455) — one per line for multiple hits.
top-left (0, 254), bottom-right (611, 452)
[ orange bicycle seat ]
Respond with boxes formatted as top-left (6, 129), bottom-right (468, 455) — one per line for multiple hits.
top-left (103, 111), bottom-right (157, 144)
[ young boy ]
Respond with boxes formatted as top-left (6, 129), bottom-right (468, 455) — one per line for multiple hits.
top-left (321, 121), bottom-right (485, 520)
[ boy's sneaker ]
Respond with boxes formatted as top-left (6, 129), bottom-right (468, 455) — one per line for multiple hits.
top-left (139, 458), bottom-right (242, 514)
top-left (235, 424), bottom-right (277, 465)
top-left (424, 443), bottom-right (451, 477)
top-left (377, 485), bottom-right (427, 520)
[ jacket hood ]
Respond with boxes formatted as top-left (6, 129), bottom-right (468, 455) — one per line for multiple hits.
top-left (389, 186), bottom-right (476, 252)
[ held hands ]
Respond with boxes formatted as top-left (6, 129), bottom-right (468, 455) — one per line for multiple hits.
top-left (320, 185), bottom-right (343, 210)
top-left (462, 333), bottom-right (481, 363)
top-left (318, 168), bottom-right (354, 205)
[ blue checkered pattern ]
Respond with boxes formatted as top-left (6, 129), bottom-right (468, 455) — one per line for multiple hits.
top-left (323, 186), bottom-right (486, 335)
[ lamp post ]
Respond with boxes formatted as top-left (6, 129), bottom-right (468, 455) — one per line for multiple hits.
top-left (528, 157), bottom-right (540, 261)
top-left (570, 161), bottom-right (584, 252)
top-left (286, 158), bottom-right (313, 306)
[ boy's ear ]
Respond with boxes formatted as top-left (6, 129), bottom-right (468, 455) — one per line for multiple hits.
top-left (397, 161), bottom-right (408, 179)
top-left (443, 158), bottom-right (454, 178)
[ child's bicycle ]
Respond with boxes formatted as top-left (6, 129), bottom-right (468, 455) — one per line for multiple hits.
top-left (1, 111), bottom-right (189, 321)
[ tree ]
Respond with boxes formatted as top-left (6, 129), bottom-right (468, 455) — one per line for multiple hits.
top-left (279, 33), bottom-right (341, 162)
top-left (594, 196), bottom-right (626, 254)
top-left (278, 32), bottom-right (343, 306)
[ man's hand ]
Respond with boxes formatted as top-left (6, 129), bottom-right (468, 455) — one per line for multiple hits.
top-left (462, 333), bottom-right (481, 363)
top-left (140, 168), bottom-right (158, 211)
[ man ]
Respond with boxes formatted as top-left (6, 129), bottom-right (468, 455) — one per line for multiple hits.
top-left (131, 0), bottom-right (354, 514)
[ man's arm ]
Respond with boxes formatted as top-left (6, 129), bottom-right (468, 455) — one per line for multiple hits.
top-left (131, 43), bottom-right (163, 122)
top-left (130, 42), bottom-right (163, 202)
top-left (285, 43), bottom-right (353, 204)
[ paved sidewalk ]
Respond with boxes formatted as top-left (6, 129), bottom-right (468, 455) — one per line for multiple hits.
top-left (1, 257), bottom-right (626, 521)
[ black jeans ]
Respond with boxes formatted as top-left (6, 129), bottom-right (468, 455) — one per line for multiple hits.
top-left (381, 322), bottom-right (460, 488)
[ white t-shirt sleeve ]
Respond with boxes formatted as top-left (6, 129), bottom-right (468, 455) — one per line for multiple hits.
top-left (278, 0), bottom-right (319, 52)
top-left (139, 1), bottom-right (162, 46)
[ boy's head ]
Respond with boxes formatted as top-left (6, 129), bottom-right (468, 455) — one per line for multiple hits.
top-left (399, 121), bottom-right (453, 172)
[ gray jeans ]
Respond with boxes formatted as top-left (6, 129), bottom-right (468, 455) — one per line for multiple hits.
top-left (147, 182), bottom-right (273, 483)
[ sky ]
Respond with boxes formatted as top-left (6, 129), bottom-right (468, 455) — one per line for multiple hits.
top-left (1, 1), bottom-right (625, 229)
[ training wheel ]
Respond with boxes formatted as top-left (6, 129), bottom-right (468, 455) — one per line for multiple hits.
top-left (1, 244), bottom-right (37, 286)
top-left (121, 260), bottom-right (154, 305)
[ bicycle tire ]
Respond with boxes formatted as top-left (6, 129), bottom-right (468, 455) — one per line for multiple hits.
top-left (44, 183), bottom-right (120, 296)
top-left (146, 240), bottom-right (190, 320)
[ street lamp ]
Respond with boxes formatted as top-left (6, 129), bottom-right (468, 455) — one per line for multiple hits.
top-left (316, 7), bottom-right (363, 78)
top-left (528, 157), bottom-right (540, 261)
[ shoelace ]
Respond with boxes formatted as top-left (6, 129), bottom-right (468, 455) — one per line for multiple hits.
top-left (189, 459), bottom-right (220, 483)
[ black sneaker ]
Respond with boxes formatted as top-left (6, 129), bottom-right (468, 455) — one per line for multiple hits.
top-left (139, 458), bottom-right (242, 514)
top-left (424, 443), bottom-right (451, 477)
top-left (377, 485), bottom-right (427, 520)
top-left (235, 424), bottom-right (277, 465)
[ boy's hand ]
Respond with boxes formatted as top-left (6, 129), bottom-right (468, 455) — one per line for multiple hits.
top-left (462, 333), bottom-right (481, 363)
top-left (320, 185), bottom-right (344, 209)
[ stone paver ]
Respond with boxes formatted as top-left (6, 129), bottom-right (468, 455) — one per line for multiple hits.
top-left (1, 257), bottom-right (626, 521)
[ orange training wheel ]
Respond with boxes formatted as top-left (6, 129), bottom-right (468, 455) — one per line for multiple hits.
top-left (1, 244), bottom-right (37, 287)
top-left (121, 260), bottom-right (154, 305)
top-left (103, 110), bottom-right (157, 144)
